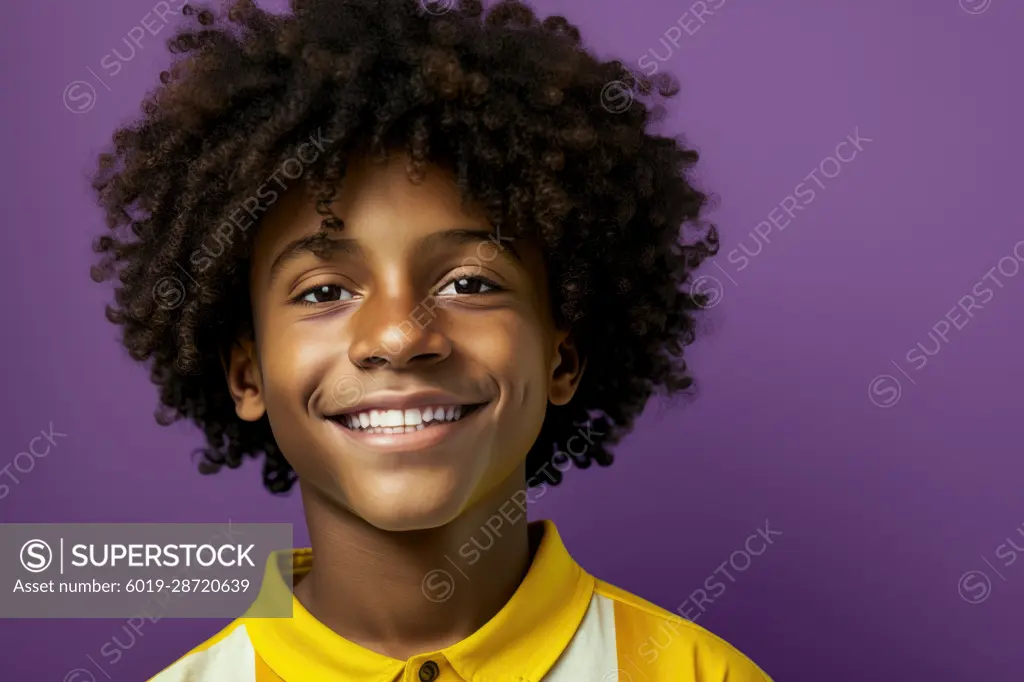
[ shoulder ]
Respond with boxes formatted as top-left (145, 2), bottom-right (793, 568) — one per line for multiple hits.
top-left (147, 618), bottom-right (259, 682)
top-left (592, 579), bottom-right (774, 682)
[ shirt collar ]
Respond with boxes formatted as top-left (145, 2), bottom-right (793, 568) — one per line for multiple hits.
top-left (243, 519), bottom-right (594, 682)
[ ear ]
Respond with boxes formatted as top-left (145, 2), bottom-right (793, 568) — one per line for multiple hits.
top-left (221, 336), bottom-right (267, 422)
top-left (548, 330), bottom-right (586, 407)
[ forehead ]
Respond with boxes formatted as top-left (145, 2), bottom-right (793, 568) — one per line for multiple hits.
top-left (252, 154), bottom-right (491, 265)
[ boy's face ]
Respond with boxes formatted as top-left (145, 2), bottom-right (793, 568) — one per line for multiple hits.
top-left (227, 154), bottom-right (583, 531)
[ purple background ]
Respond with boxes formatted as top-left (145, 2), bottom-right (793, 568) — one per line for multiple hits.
top-left (2, 0), bottom-right (1022, 679)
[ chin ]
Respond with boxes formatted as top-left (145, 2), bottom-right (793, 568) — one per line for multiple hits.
top-left (346, 471), bottom-right (475, 532)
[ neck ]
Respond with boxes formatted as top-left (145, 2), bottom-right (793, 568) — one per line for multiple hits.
top-left (292, 470), bottom-right (533, 661)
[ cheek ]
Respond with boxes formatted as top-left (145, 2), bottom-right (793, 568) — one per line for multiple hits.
top-left (257, 324), bottom-right (347, 482)
top-left (461, 311), bottom-right (552, 413)
top-left (478, 314), bottom-right (553, 502)
top-left (259, 322), bottom-right (342, 413)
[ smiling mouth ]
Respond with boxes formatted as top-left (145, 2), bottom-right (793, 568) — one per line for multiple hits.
top-left (327, 403), bottom-right (488, 435)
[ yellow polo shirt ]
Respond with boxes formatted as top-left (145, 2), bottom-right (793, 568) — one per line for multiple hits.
top-left (149, 520), bottom-right (772, 681)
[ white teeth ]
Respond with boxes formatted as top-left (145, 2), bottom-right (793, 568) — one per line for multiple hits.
top-left (338, 405), bottom-right (470, 431)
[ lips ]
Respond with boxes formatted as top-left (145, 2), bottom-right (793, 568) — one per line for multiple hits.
top-left (330, 404), bottom-right (485, 434)
top-left (323, 386), bottom-right (491, 440)
top-left (326, 396), bottom-right (490, 453)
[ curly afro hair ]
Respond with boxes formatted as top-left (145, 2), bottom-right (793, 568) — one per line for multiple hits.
top-left (90, 0), bottom-right (718, 495)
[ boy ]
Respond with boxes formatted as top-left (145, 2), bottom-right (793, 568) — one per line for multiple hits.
top-left (90, 0), bottom-right (772, 680)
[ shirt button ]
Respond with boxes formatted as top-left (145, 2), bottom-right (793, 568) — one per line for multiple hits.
top-left (418, 660), bottom-right (440, 682)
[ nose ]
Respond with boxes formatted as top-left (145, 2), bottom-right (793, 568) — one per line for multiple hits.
top-left (347, 290), bottom-right (451, 370)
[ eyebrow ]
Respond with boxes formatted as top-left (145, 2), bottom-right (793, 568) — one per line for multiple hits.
top-left (267, 227), bottom-right (521, 285)
top-left (268, 232), bottom-right (359, 285)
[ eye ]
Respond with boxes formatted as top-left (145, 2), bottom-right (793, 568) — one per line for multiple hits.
top-left (295, 284), bottom-right (354, 306)
top-left (436, 275), bottom-right (501, 296)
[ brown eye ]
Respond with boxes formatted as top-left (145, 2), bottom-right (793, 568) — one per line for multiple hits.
top-left (298, 284), bottom-right (353, 305)
top-left (437, 276), bottom-right (498, 296)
